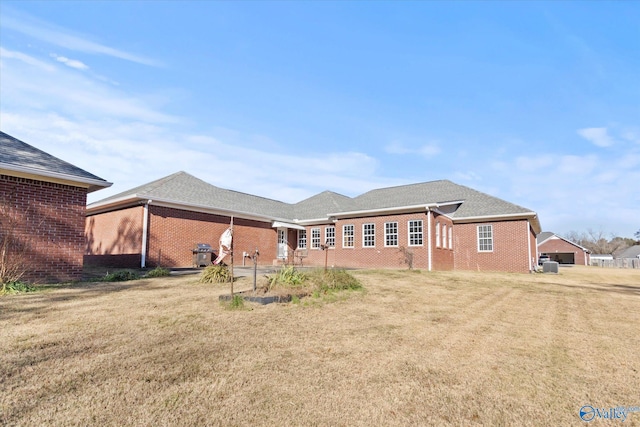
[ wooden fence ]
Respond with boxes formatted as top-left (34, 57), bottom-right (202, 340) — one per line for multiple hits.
top-left (590, 258), bottom-right (640, 269)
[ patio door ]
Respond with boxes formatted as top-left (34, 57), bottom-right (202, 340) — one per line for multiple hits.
top-left (277, 228), bottom-right (288, 259)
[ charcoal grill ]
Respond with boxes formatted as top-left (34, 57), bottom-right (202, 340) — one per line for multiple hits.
top-left (192, 243), bottom-right (214, 267)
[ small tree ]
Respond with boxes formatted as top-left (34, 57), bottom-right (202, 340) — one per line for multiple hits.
top-left (0, 204), bottom-right (29, 291)
top-left (398, 246), bottom-right (414, 270)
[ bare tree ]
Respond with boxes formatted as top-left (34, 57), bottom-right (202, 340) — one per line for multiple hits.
top-left (0, 201), bottom-right (29, 291)
top-left (565, 228), bottom-right (631, 255)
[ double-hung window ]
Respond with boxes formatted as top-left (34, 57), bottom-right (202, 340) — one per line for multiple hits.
top-left (477, 225), bottom-right (493, 252)
top-left (343, 224), bottom-right (354, 248)
top-left (363, 223), bottom-right (375, 247)
top-left (385, 222), bottom-right (398, 247)
top-left (409, 220), bottom-right (423, 246)
top-left (448, 226), bottom-right (453, 250)
top-left (311, 227), bottom-right (321, 249)
top-left (297, 229), bottom-right (307, 249)
top-left (442, 225), bottom-right (447, 249)
top-left (436, 222), bottom-right (441, 247)
top-left (325, 226), bottom-right (335, 247)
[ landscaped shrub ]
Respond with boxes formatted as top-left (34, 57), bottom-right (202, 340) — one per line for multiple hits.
top-left (146, 267), bottom-right (171, 278)
top-left (103, 270), bottom-right (140, 282)
top-left (267, 266), bottom-right (307, 289)
top-left (309, 269), bottom-right (363, 293)
top-left (200, 265), bottom-right (231, 283)
top-left (0, 281), bottom-right (37, 295)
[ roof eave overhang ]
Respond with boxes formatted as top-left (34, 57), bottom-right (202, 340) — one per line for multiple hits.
top-left (87, 194), bottom-right (289, 224)
top-left (1, 163), bottom-right (112, 193)
top-left (454, 212), bottom-right (542, 234)
top-left (537, 234), bottom-right (591, 253)
top-left (327, 200), bottom-right (464, 220)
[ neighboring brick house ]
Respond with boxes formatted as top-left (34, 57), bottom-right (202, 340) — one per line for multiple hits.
top-left (86, 171), bottom-right (541, 273)
top-left (0, 131), bottom-right (111, 283)
top-left (536, 231), bottom-right (591, 265)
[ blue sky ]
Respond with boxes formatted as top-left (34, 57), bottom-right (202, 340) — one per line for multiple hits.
top-left (1, 1), bottom-right (638, 238)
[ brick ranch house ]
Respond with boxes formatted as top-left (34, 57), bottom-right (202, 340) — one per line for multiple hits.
top-left (0, 131), bottom-right (111, 283)
top-left (86, 171), bottom-right (542, 273)
top-left (536, 231), bottom-right (591, 265)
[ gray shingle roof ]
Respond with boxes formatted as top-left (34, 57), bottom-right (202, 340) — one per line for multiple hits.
top-left (0, 131), bottom-right (110, 191)
top-left (536, 231), bottom-right (555, 244)
top-left (293, 191), bottom-right (356, 220)
top-left (616, 245), bottom-right (640, 259)
top-left (89, 171), bottom-right (539, 229)
top-left (352, 180), bottom-right (534, 218)
top-left (94, 171), bottom-right (293, 220)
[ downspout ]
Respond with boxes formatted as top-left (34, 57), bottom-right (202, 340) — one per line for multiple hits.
top-left (427, 208), bottom-right (432, 271)
top-left (141, 200), bottom-right (151, 268)
top-left (526, 221), bottom-right (532, 272)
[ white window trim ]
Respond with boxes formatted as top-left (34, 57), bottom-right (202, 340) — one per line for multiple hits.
top-left (311, 227), bottom-right (321, 250)
top-left (442, 225), bottom-right (447, 249)
top-left (448, 226), bottom-right (453, 250)
top-left (384, 221), bottom-right (398, 247)
top-left (408, 219), bottom-right (424, 247)
top-left (436, 222), bottom-right (441, 248)
top-left (477, 224), bottom-right (494, 252)
top-left (363, 223), bottom-right (375, 248)
top-left (325, 225), bottom-right (335, 248)
top-left (343, 224), bottom-right (355, 248)
top-left (297, 229), bottom-right (307, 249)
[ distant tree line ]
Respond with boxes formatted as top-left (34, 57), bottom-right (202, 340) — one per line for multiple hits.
top-left (564, 228), bottom-right (639, 255)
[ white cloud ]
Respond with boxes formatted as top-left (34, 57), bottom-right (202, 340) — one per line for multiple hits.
top-left (384, 140), bottom-right (441, 158)
top-left (1, 50), bottom-right (177, 123)
top-left (384, 140), bottom-right (411, 154)
top-left (419, 143), bottom-right (441, 158)
top-left (0, 47), bottom-right (55, 71)
top-left (2, 7), bottom-right (159, 66)
top-left (577, 127), bottom-right (615, 147)
top-left (50, 54), bottom-right (88, 70)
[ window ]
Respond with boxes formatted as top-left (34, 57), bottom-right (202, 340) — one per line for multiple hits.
top-left (409, 220), bottom-right (423, 246)
top-left (448, 226), bottom-right (453, 250)
top-left (478, 224), bottom-right (493, 252)
top-left (436, 222), bottom-right (441, 247)
top-left (325, 226), bottom-right (335, 247)
top-left (298, 229), bottom-right (307, 249)
top-left (343, 224), bottom-right (354, 248)
top-left (442, 225), bottom-right (447, 249)
top-left (311, 227), bottom-right (321, 249)
top-left (363, 223), bottom-right (375, 247)
top-left (385, 222), bottom-right (398, 247)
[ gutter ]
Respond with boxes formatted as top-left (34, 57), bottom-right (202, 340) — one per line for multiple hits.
top-left (141, 200), bottom-right (151, 268)
top-left (427, 208), bottom-right (433, 271)
top-left (454, 212), bottom-right (541, 234)
top-left (0, 163), bottom-right (112, 193)
top-left (87, 194), bottom-right (291, 224)
top-left (327, 200), bottom-right (463, 219)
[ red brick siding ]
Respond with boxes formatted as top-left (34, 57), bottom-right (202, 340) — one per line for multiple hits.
top-left (1, 174), bottom-right (87, 283)
top-left (146, 206), bottom-right (278, 267)
top-left (538, 238), bottom-right (589, 265)
top-left (454, 219), bottom-right (531, 273)
top-left (300, 213), bottom-right (439, 269)
top-left (431, 213), bottom-right (455, 271)
top-left (86, 205), bottom-right (281, 268)
top-left (85, 206), bottom-right (144, 254)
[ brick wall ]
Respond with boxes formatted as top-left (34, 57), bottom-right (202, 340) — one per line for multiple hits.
top-left (85, 204), bottom-right (281, 268)
top-left (298, 212), bottom-right (441, 270)
top-left (538, 237), bottom-right (589, 265)
top-left (454, 219), bottom-right (532, 273)
top-left (1, 174), bottom-right (87, 283)
top-left (146, 206), bottom-right (278, 267)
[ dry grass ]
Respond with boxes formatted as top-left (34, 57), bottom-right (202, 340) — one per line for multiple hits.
top-left (1, 266), bottom-right (639, 426)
